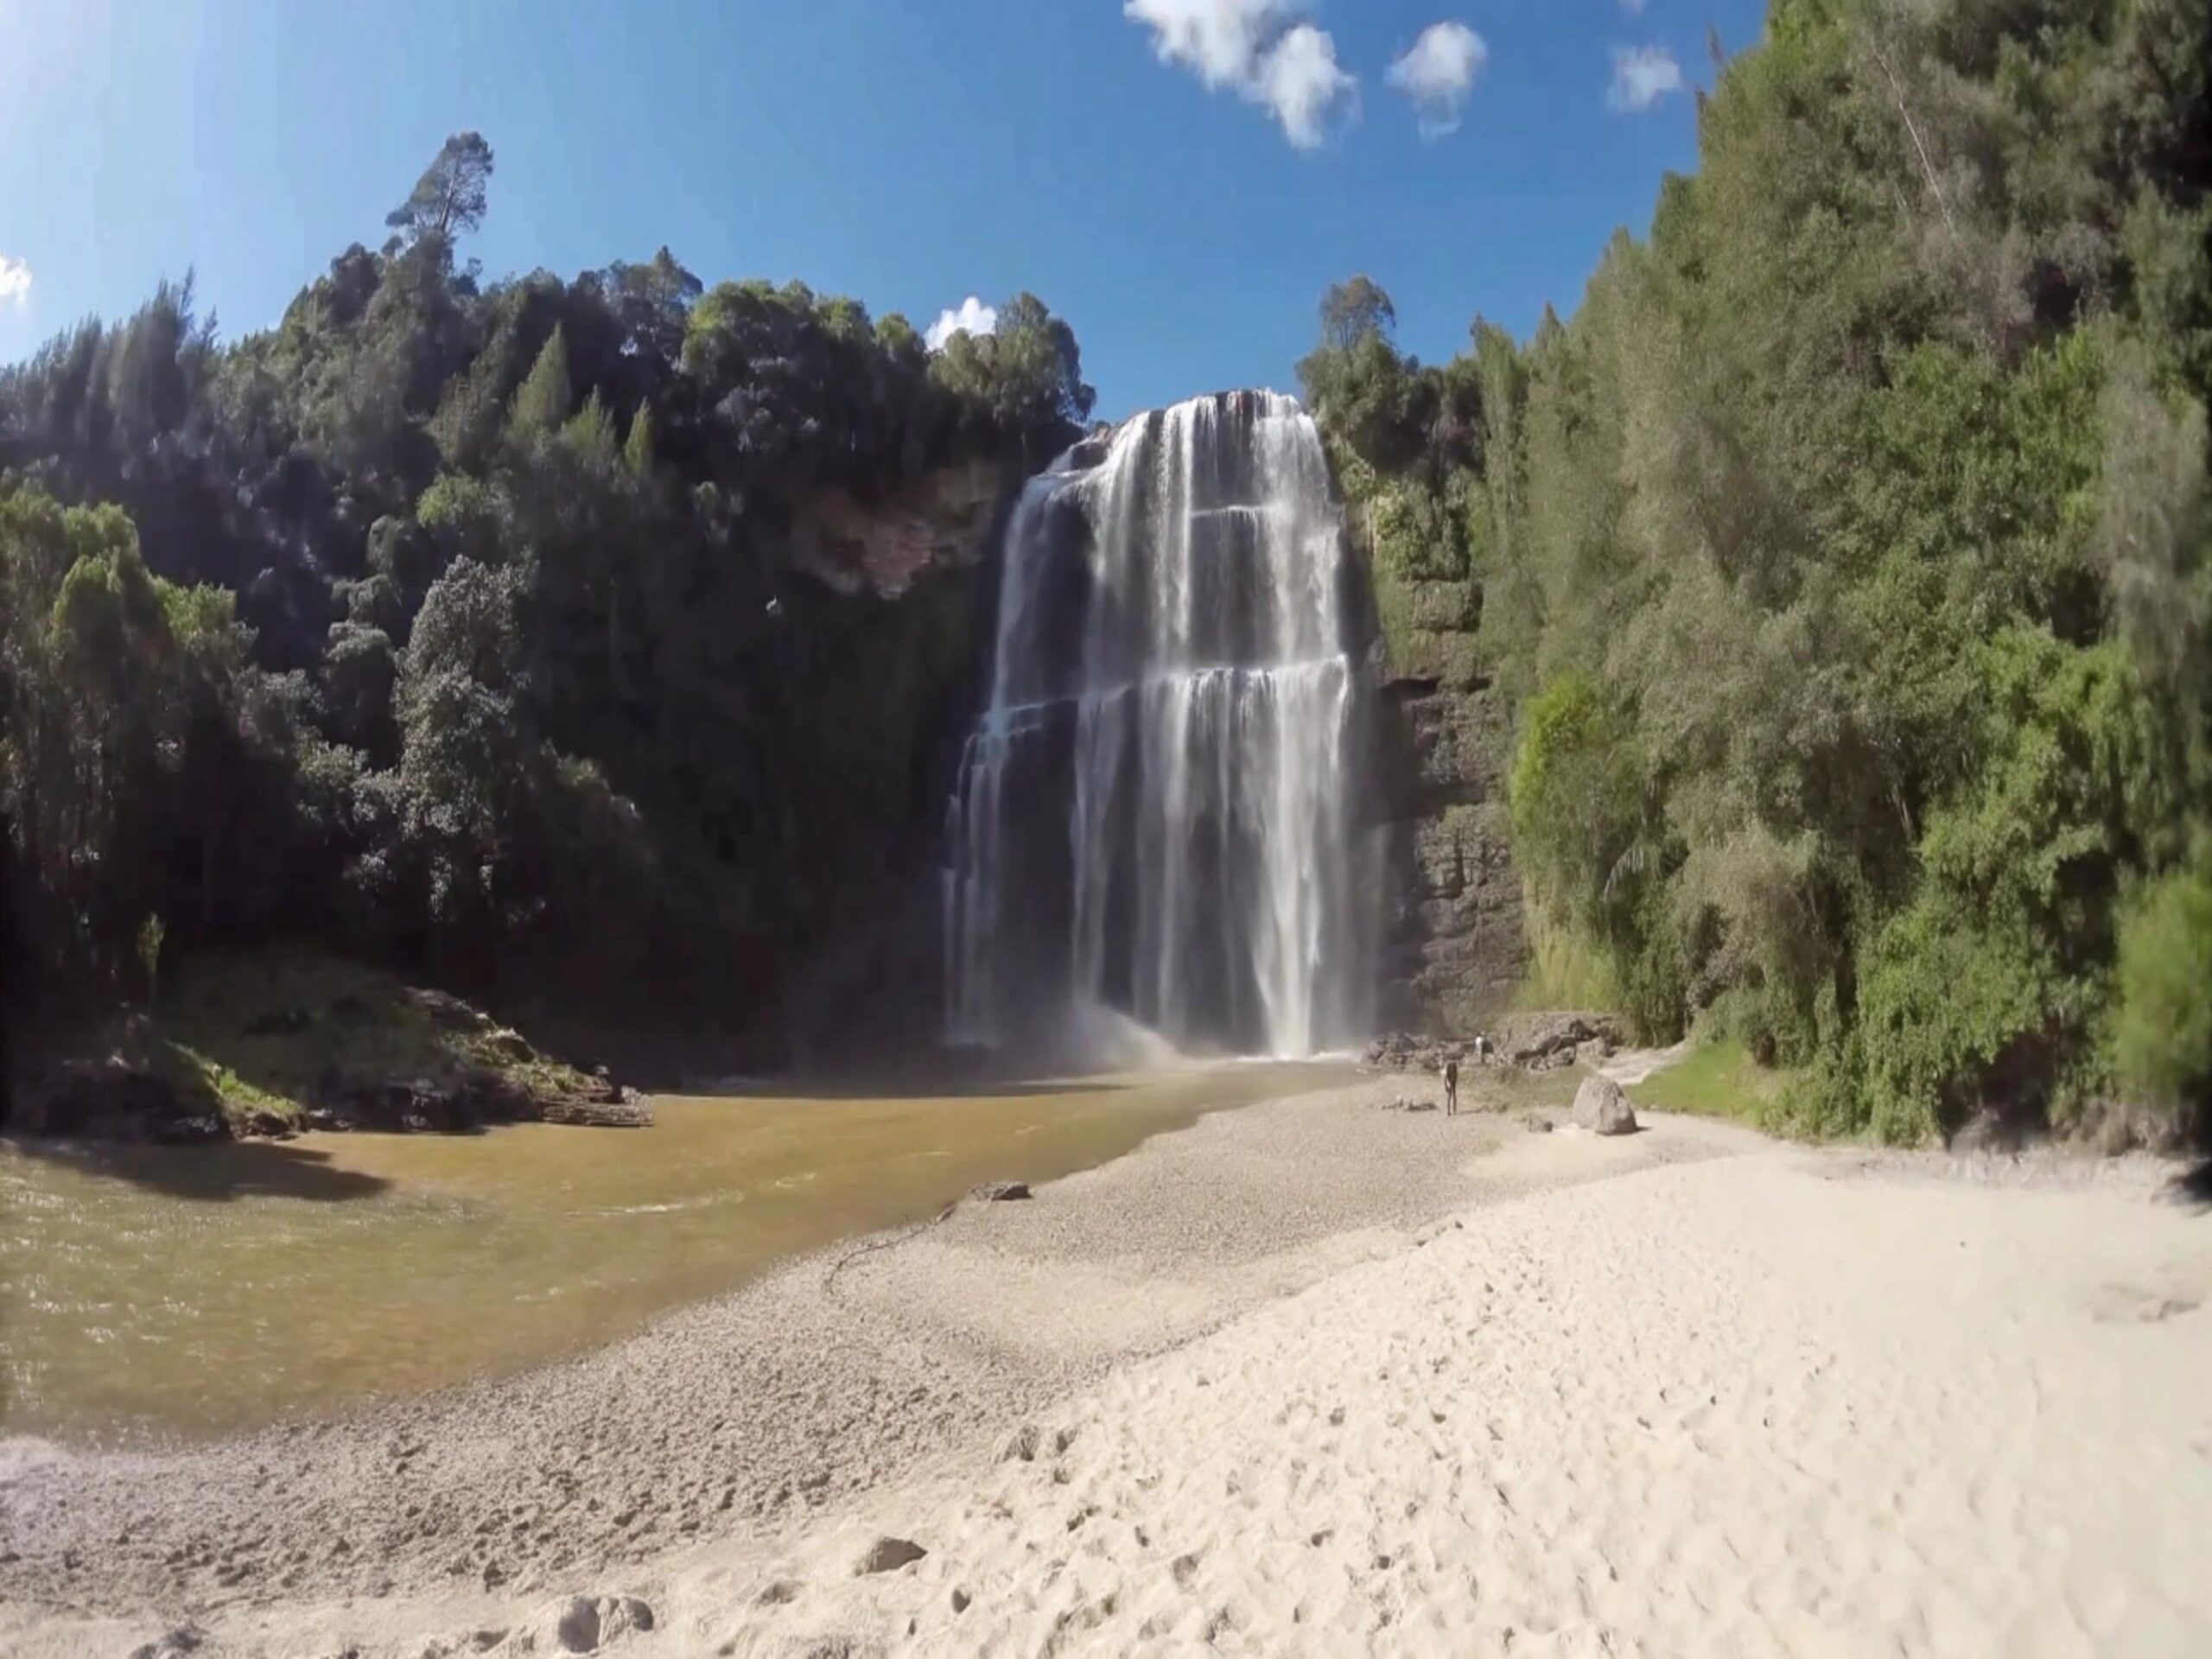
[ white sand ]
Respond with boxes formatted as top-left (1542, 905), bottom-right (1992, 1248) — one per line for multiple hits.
top-left (7, 1089), bottom-right (2211, 1657)
top-left (681, 1135), bottom-right (2212, 1658)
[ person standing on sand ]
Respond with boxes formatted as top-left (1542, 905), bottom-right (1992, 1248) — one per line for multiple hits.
top-left (1444, 1057), bottom-right (1459, 1116)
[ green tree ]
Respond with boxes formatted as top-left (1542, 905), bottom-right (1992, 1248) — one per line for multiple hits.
top-left (385, 131), bottom-right (494, 249)
top-left (1319, 276), bottom-right (1397, 353)
top-left (393, 557), bottom-right (531, 927)
top-left (929, 292), bottom-right (1096, 435)
top-left (508, 326), bottom-right (572, 435)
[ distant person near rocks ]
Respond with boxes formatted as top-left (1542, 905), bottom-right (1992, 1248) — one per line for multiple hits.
top-left (1443, 1058), bottom-right (1459, 1116)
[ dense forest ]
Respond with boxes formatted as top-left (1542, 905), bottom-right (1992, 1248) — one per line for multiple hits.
top-left (1301, 0), bottom-right (2211, 1144)
top-left (8, 0), bottom-right (2209, 1147)
top-left (2, 134), bottom-right (1093, 1058)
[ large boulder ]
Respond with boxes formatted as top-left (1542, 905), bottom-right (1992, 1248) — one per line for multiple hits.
top-left (1571, 1075), bottom-right (1638, 1135)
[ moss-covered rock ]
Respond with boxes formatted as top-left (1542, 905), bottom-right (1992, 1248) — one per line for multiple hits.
top-left (10, 949), bottom-right (619, 1138)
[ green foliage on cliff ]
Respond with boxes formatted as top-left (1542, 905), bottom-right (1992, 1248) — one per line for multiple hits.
top-left (2113, 846), bottom-right (2212, 1137)
top-left (2, 133), bottom-right (1091, 1047)
top-left (1308, 0), bottom-right (2212, 1146)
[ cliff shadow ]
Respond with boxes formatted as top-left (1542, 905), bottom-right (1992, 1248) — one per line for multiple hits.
top-left (3, 1132), bottom-right (391, 1205)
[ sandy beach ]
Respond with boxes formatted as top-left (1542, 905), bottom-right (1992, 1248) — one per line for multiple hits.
top-left (5, 1072), bottom-right (2209, 1657)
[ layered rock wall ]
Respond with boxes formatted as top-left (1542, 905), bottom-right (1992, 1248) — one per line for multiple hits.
top-left (1348, 488), bottom-right (1528, 1035)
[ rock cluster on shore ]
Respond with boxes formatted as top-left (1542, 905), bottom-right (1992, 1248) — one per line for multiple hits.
top-left (7, 1060), bottom-right (232, 1144)
top-left (1360, 1010), bottom-right (1624, 1076)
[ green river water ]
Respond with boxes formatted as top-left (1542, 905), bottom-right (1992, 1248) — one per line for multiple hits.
top-left (0, 1065), bottom-right (1337, 1444)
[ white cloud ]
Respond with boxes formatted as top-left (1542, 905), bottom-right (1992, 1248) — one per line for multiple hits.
top-left (1607, 44), bottom-right (1685, 112)
top-left (925, 296), bottom-right (998, 352)
top-left (1124, 0), bottom-right (1285, 86)
top-left (1125, 0), bottom-right (1357, 150)
top-left (0, 255), bottom-right (31, 307)
top-left (1386, 22), bottom-right (1488, 140)
top-left (1251, 22), bottom-right (1357, 147)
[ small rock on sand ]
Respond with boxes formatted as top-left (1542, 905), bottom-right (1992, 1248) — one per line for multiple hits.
top-left (1522, 1112), bottom-right (1554, 1134)
top-left (1571, 1076), bottom-right (1637, 1135)
top-left (857, 1535), bottom-right (928, 1575)
top-left (971, 1180), bottom-right (1032, 1202)
top-left (555, 1597), bottom-right (600, 1653)
top-left (554, 1593), bottom-right (652, 1652)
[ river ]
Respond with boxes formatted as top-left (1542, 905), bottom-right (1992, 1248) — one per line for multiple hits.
top-left (0, 1064), bottom-right (1339, 1442)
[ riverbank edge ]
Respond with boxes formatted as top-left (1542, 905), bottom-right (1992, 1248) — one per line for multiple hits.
top-left (4, 1068), bottom-right (2200, 1659)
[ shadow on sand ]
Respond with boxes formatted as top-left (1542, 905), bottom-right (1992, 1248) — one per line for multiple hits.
top-left (2166, 1159), bottom-right (2212, 1211)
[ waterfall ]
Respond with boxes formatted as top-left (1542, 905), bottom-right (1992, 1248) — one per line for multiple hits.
top-left (944, 390), bottom-right (1370, 1060)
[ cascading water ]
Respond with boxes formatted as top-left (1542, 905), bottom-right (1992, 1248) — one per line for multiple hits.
top-left (943, 390), bottom-right (1373, 1060)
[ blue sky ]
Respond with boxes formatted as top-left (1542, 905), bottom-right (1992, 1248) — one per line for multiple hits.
top-left (0, 0), bottom-right (1768, 419)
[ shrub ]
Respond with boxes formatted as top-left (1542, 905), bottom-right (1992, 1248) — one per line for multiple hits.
top-left (2113, 854), bottom-right (2212, 1141)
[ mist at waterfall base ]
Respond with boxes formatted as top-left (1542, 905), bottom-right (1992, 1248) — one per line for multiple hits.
top-left (944, 391), bottom-right (1380, 1072)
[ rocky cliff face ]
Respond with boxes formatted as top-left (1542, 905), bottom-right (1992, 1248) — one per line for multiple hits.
top-left (788, 458), bottom-right (1015, 598)
top-left (1348, 493), bottom-right (1529, 1036)
top-left (1378, 674), bottom-right (1526, 1031)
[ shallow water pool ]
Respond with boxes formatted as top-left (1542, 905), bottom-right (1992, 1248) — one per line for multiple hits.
top-left (0, 1064), bottom-right (1341, 1441)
